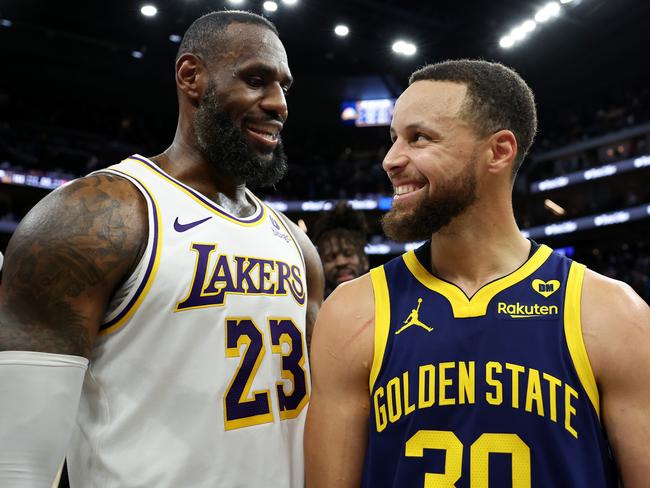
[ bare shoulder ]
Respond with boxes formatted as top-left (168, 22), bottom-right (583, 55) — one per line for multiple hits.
top-left (274, 211), bottom-right (321, 270)
top-left (581, 268), bottom-right (650, 383)
top-left (0, 172), bottom-right (148, 357)
top-left (310, 273), bottom-right (375, 376)
top-left (272, 210), bottom-right (325, 346)
top-left (580, 270), bottom-right (650, 484)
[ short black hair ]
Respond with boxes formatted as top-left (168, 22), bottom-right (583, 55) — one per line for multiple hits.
top-left (409, 59), bottom-right (537, 177)
top-left (177, 10), bottom-right (279, 63)
top-left (311, 201), bottom-right (368, 253)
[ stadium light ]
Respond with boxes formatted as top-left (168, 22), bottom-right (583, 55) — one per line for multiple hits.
top-left (131, 51), bottom-right (144, 59)
top-left (521, 20), bottom-right (536, 33)
top-left (169, 34), bottom-right (181, 43)
top-left (535, 2), bottom-right (560, 23)
top-left (500, 0), bottom-right (572, 49)
top-left (282, 0), bottom-right (299, 5)
top-left (334, 24), bottom-right (349, 37)
top-left (499, 36), bottom-right (515, 48)
top-left (263, 1), bottom-right (278, 12)
top-left (511, 26), bottom-right (527, 41)
top-left (0, 19), bottom-right (12, 28)
top-left (140, 5), bottom-right (158, 17)
top-left (226, 0), bottom-right (245, 4)
top-left (392, 40), bottom-right (417, 56)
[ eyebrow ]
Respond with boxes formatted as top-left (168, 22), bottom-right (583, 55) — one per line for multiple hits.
top-left (404, 121), bottom-right (431, 131)
top-left (390, 121), bottom-right (442, 139)
top-left (237, 62), bottom-right (293, 87)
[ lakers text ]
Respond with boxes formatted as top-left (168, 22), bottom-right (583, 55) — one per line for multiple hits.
top-left (176, 243), bottom-right (305, 310)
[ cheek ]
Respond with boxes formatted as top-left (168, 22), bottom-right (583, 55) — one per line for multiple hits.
top-left (321, 260), bottom-right (336, 274)
top-left (220, 92), bottom-right (254, 123)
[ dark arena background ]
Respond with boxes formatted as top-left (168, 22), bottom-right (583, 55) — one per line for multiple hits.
top-left (1, 0), bottom-right (649, 308)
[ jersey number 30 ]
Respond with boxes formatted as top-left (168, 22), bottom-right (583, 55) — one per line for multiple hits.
top-left (224, 317), bottom-right (308, 430)
top-left (406, 430), bottom-right (531, 487)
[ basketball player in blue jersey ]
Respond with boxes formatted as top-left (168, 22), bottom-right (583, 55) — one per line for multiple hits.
top-left (305, 59), bottom-right (650, 487)
top-left (0, 11), bottom-right (323, 487)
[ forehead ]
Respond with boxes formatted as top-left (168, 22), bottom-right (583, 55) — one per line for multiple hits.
top-left (218, 23), bottom-right (289, 73)
top-left (392, 80), bottom-right (468, 128)
top-left (319, 233), bottom-right (356, 254)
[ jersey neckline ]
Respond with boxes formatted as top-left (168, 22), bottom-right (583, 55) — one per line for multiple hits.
top-left (128, 154), bottom-right (266, 226)
top-left (402, 243), bottom-right (553, 318)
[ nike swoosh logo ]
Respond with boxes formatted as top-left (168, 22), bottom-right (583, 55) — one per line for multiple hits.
top-left (173, 216), bottom-right (213, 232)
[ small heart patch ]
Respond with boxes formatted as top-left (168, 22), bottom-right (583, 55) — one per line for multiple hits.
top-left (532, 279), bottom-right (561, 298)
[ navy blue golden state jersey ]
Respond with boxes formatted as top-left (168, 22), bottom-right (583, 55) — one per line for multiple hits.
top-left (362, 241), bottom-right (618, 487)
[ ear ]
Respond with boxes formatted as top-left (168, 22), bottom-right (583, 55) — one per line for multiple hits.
top-left (487, 129), bottom-right (517, 175)
top-left (175, 53), bottom-right (207, 104)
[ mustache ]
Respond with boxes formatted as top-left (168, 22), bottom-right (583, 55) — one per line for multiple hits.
top-left (245, 113), bottom-right (286, 125)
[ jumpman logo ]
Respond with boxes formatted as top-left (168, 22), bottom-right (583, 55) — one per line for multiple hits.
top-left (395, 298), bottom-right (433, 335)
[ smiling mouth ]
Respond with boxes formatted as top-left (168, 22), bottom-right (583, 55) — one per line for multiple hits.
top-left (247, 126), bottom-right (279, 142)
top-left (335, 270), bottom-right (356, 283)
top-left (393, 183), bottom-right (425, 199)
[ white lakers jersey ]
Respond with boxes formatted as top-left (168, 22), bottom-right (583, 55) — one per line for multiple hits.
top-left (67, 155), bottom-right (309, 488)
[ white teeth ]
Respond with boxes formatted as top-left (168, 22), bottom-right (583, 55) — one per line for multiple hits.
top-left (394, 185), bottom-right (418, 195)
top-left (249, 127), bottom-right (278, 141)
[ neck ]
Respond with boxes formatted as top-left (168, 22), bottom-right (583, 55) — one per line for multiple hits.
top-left (148, 124), bottom-right (254, 217)
top-left (428, 198), bottom-right (531, 297)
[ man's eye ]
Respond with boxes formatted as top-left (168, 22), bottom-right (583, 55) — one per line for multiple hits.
top-left (414, 133), bottom-right (429, 142)
top-left (247, 76), bottom-right (264, 87)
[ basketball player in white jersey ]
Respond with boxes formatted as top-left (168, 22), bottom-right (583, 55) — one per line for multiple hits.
top-left (0, 10), bottom-right (323, 488)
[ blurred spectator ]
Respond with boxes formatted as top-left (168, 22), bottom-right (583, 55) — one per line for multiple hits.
top-left (311, 201), bottom-right (369, 297)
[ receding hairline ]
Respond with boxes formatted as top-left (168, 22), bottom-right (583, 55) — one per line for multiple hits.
top-left (394, 80), bottom-right (477, 133)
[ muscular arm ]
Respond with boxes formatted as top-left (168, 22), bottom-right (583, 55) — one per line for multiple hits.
top-left (276, 213), bottom-right (324, 349)
top-left (305, 275), bottom-right (375, 488)
top-left (582, 270), bottom-right (650, 487)
top-left (0, 173), bottom-right (147, 357)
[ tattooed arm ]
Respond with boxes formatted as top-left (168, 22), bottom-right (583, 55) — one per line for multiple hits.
top-left (0, 173), bottom-right (147, 357)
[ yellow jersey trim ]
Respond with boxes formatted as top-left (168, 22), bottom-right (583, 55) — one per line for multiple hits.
top-left (126, 156), bottom-right (267, 228)
top-left (98, 169), bottom-right (162, 336)
top-left (402, 244), bottom-right (554, 318)
top-left (564, 262), bottom-right (600, 418)
top-left (369, 266), bottom-right (391, 391)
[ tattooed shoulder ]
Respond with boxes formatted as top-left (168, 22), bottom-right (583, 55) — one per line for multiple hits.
top-left (0, 173), bottom-right (148, 357)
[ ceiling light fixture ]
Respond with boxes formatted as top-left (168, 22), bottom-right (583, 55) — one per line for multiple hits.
top-left (392, 40), bottom-right (417, 56)
top-left (334, 24), bottom-right (349, 37)
top-left (140, 5), bottom-right (158, 17)
top-left (263, 1), bottom-right (278, 12)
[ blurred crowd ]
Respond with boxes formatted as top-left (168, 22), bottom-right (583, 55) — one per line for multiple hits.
top-left (0, 85), bottom-right (648, 303)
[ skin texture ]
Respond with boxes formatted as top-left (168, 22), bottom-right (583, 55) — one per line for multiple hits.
top-left (305, 80), bottom-right (650, 487)
top-left (157, 23), bottom-right (293, 214)
top-left (318, 233), bottom-right (368, 293)
top-left (0, 174), bottom-right (146, 357)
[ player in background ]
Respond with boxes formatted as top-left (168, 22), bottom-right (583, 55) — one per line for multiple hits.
top-left (311, 201), bottom-right (369, 297)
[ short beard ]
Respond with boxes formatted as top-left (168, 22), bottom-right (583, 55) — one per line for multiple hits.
top-left (193, 84), bottom-right (288, 189)
top-left (381, 156), bottom-right (478, 242)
